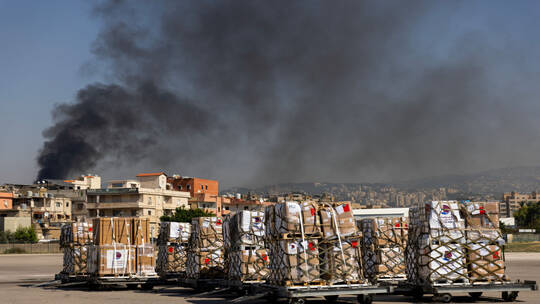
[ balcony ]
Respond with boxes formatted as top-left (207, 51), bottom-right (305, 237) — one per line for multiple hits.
top-left (86, 201), bottom-right (143, 209)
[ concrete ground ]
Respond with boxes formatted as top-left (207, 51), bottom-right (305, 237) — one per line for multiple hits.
top-left (0, 253), bottom-right (538, 304)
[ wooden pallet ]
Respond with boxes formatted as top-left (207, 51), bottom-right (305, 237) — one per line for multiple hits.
top-left (283, 280), bottom-right (326, 287)
top-left (278, 232), bottom-right (322, 239)
top-left (431, 278), bottom-right (469, 286)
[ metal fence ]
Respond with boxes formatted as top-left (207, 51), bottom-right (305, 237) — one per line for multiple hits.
top-left (506, 233), bottom-right (540, 243)
top-left (0, 242), bottom-right (61, 254)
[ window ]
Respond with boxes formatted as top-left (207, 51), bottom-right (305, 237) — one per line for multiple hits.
top-left (3, 200), bottom-right (8, 207)
top-left (225, 206), bottom-right (229, 210)
top-left (244, 206), bottom-right (249, 210)
top-left (77, 204), bottom-right (84, 210)
top-left (205, 185), bottom-right (208, 190)
top-left (66, 202), bottom-right (69, 207)
top-left (187, 185), bottom-right (191, 190)
top-left (148, 210), bottom-right (152, 215)
top-left (201, 185), bottom-right (204, 190)
top-left (178, 185), bottom-right (182, 190)
top-left (148, 197), bottom-right (153, 204)
top-left (56, 202), bottom-right (61, 207)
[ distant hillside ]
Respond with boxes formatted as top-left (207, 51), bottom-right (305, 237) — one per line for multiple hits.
top-left (397, 166), bottom-right (540, 195)
top-left (222, 166), bottom-right (540, 196)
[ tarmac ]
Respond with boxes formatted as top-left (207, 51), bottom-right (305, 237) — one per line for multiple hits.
top-left (0, 252), bottom-right (538, 303)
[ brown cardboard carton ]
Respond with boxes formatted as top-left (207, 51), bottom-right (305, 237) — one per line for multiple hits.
top-left (93, 218), bottom-right (113, 245)
top-left (301, 201), bottom-right (319, 234)
top-left (469, 244), bottom-right (502, 262)
top-left (114, 218), bottom-right (131, 244)
top-left (89, 244), bottom-right (136, 276)
top-left (274, 202), bottom-right (302, 234)
top-left (132, 218), bottom-right (150, 245)
top-left (470, 260), bottom-right (505, 279)
top-left (193, 217), bottom-right (223, 237)
top-left (136, 245), bottom-right (156, 275)
top-left (319, 208), bottom-right (335, 239)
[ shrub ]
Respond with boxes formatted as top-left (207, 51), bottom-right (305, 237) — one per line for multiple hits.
top-left (3, 247), bottom-right (26, 254)
top-left (160, 207), bottom-right (214, 223)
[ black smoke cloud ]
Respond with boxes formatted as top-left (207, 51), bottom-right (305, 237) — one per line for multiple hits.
top-left (37, 1), bottom-right (540, 186)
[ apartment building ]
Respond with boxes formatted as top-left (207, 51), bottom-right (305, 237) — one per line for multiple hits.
top-left (86, 173), bottom-right (190, 237)
top-left (0, 192), bottom-right (13, 211)
top-left (501, 191), bottom-right (540, 217)
top-left (8, 188), bottom-right (73, 223)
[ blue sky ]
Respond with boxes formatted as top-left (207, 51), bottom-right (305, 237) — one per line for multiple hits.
top-left (0, 0), bottom-right (100, 183)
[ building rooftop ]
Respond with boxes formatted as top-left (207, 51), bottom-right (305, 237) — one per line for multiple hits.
top-left (136, 172), bottom-right (166, 177)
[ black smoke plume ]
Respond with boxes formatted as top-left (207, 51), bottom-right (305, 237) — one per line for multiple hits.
top-left (37, 1), bottom-right (540, 186)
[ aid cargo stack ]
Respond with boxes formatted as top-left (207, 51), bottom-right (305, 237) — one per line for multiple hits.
top-left (361, 216), bottom-right (408, 283)
top-left (460, 201), bottom-right (508, 283)
top-left (186, 217), bottom-right (225, 279)
top-left (226, 210), bottom-right (269, 282)
top-left (156, 222), bottom-right (191, 278)
top-left (88, 217), bottom-right (156, 278)
top-left (265, 201), bottom-right (322, 286)
top-left (265, 201), bottom-right (365, 286)
top-left (406, 201), bottom-right (469, 286)
top-left (59, 222), bottom-right (93, 277)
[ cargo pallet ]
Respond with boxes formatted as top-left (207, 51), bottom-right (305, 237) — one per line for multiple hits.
top-left (228, 283), bottom-right (389, 304)
top-left (87, 274), bottom-right (160, 290)
top-left (179, 278), bottom-right (226, 291)
top-left (394, 280), bottom-right (537, 303)
top-left (54, 272), bottom-right (89, 285)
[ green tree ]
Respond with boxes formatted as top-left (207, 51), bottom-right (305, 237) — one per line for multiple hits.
top-left (13, 226), bottom-right (38, 243)
top-left (160, 207), bottom-right (214, 223)
top-left (514, 202), bottom-right (540, 230)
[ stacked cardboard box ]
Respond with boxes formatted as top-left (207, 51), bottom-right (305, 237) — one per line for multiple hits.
top-left (60, 222), bottom-right (93, 276)
top-left (186, 217), bottom-right (225, 279)
top-left (406, 201), bottom-right (469, 285)
top-left (266, 201), bottom-right (321, 285)
top-left (60, 222), bottom-right (93, 247)
top-left (460, 201), bottom-right (507, 282)
top-left (157, 222), bottom-right (191, 244)
top-left (318, 203), bottom-right (363, 284)
top-left (266, 201), bottom-right (364, 286)
top-left (156, 222), bottom-right (191, 277)
top-left (156, 244), bottom-right (189, 276)
top-left (88, 217), bottom-right (155, 277)
top-left (62, 245), bottom-right (89, 275)
top-left (361, 217), bottom-right (408, 282)
top-left (226, 211), bottom-right (269, 281)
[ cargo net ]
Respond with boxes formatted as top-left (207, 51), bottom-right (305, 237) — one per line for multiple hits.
top-left (225, 211), bottom-right (269, 282)
top-left (62, 244), bottom-right (89, 275)
top-left (156, 244), bottom-right (188, 276)
top-left (406, 202), bottom-right (508, 287)
top-left (60, 222), bottom-right (93, 248)
top-left (157, 222), bottom-right (191, 246)
top-left (265, 202), bottom-right (366, 286)
top-left (361, 217), bottom-right (408, 282)
top-left (186, 217), bottom-right (225, 279)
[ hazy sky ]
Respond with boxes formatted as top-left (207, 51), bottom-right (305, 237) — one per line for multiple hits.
top-left (0, 1), bottom-right (99, 183)
top-left (3, 1), bottom-right (540, 189)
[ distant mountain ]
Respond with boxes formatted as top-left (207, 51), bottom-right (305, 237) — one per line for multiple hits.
top-left (222, 166), bottom-right (540, 196)
top-left (397, 166), bottom-right (540, 195)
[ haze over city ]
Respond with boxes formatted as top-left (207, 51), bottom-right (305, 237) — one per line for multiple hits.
top-left (3, 1), bottom-right (540, 189)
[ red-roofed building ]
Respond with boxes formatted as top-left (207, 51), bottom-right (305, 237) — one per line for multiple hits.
top-left (169, 177), bottom-right (219, 197)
